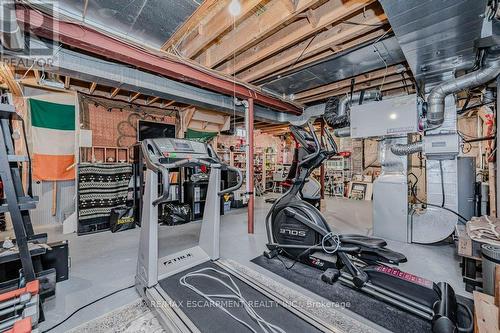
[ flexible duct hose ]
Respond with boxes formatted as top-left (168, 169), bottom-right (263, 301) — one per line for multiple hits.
top-left (323, 90), bottom-right (381, 129)
top-left (390, 141), bottom-right (423, 156)
top-left (333, 127), bottom-right (351, 137)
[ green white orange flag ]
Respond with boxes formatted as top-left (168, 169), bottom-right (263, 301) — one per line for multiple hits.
top-left (30, 98), bottom-right (76, 181)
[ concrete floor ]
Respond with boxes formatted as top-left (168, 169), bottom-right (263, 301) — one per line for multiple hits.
top-left (4, 196), bottom-right (466, 332)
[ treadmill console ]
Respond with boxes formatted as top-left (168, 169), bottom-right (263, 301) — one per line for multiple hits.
top-left (144, 138), bottom-right (218, 165)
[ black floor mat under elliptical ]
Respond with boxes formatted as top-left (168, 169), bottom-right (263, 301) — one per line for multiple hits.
top-left (252, 255), bottom-right (474, 333)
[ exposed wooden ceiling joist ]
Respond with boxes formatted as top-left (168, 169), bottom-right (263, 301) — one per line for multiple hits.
top-left (64, 76), bottom-right (70, 89)
top-left (161, 0), bottom-right (222, 51)
top-left (298, 74), bottom-right (413, 103)
top-left (217, 0), bottom-right (377, 75)
top-left (294, 63), bottom-right (406, 101)
top-left (0, 64), bottom-right (22, 96)
top-left (179, 0), bottom-right (263, 59)
top-left (196, 0), bottom-right (326, 69)
top-left (239, 11), bottom-right (388, 82)
top-left (253, 27), bottom-right (389, 83)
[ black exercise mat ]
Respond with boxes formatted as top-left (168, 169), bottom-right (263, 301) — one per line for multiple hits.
top-left (159, 261), bottom-right (324, 333)
top-left (252, 255), bottom-right (473, 333)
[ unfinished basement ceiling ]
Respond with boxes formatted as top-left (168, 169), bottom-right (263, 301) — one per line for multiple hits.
top-left (379, 0), bottom-right (489, 83)
top-left (260, 36), bottom-right (406, 97)
top-left (44, 0), bottom-right (201, 48)
top-left (27, 0), bottom-right (415, 105)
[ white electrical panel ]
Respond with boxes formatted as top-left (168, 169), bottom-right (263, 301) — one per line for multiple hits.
top-left (350, 94), bottom-right (419, 139)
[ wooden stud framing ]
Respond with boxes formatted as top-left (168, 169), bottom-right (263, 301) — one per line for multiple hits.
top-left (129, 92), bottom-right (141, 102)
top-left (89, 82), bottom-right (97, 94)
top-left (110, 87), bottom-right (120, 98)
top-left (146, 96), bottom-right (160, 105)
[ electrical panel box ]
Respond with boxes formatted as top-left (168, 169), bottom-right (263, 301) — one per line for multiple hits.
top-left (350, 94), bottom-right (419, 139)
top-left (423, 133), bottom-right (460, 160)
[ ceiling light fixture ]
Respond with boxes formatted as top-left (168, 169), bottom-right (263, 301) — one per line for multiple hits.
top-left (229, 0), bottom-right (241, 16)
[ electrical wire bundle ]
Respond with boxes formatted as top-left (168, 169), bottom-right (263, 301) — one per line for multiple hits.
top-left (179, 268), bottom-right (286, 333)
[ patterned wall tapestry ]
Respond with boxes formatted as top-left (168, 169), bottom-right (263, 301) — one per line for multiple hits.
top-left (77, 163), bottom-right (132, 234)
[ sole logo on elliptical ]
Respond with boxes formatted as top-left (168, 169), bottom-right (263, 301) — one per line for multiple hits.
top-left (164, 253), bottom-right (193, 266)
top-left (279, 228), bottom-right (307, 237)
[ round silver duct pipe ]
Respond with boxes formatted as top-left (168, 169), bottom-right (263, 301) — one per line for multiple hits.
top-left (427, 54), bottom-right (500, 127)
top-left (0, 2), bottom-right (24, 50)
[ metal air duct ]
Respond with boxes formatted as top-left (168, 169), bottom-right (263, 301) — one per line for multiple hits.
top-left (324, 90), bottom-right (381, 129)
top-left (333, 127), bottom-right (351, 137)
top-left (427, 55), bottom-right (500, 127)
top-left (0, 1), bottom-right (23, 50)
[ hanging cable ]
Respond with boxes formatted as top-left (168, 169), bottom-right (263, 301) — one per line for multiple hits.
top-left (410, 170), bottom-right (469, 223)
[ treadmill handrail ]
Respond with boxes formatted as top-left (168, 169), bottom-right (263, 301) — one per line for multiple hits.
top-left (219, 166), bottom-right (243, 195)
top-left (152, 158), bottom-right (218, 206)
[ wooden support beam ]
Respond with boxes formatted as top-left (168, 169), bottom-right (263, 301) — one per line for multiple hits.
top-left (298, 75), bottom-right (411, 103)
top-left (238, 11), bottom-right (388, 82)
top-left (64, 75), bottom-right (70, 89)
top-left (129, 92), bottom-right (141, 102)
top-left (161, 0), bottom-right (223, 52)
top-left (197, 0), bottom-right (325, 68)
top-left (110, 87), bottom-right (120, 98)
top-left (33, 69), bottom-right (40, 83)
top-left (89, 82), bottom-right (97, 94)
top-left (0, 63), bottom-right (22, 96)
top-left (146, 96), bottom-right (160, 105)
top-left (183, 106), bottom-right (196, 130)
top-left (179, 0), bottom-right (262, 59)
top-left (163, 100), bottom-right (176, 108)
top-left (306, 8), bottom-right (319, 27)
top-left (283, 0), bottom-right (300, 13)
top-left (295, 64), bottom-right (405, 101)
top-left (216, 0), bottom-right (377, 74)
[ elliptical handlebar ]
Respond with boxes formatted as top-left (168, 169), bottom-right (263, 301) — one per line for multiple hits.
top-left (291, 122), bottom-right (321, 169)
top-left (291, 122), bottom-right (338, 169)
top-left (323, 127), bottom-right (338, 157)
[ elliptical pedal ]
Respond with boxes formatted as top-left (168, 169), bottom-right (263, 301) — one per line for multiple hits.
top-left (321, 268), bottom-right (340, 285)
top-left (264, 248), bottom-right (279, 259)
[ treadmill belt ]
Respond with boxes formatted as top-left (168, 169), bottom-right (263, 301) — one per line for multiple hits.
top-left (252, 255), bottom-right (473, 333)
top-left (159, 261), bottom-right (324, 333)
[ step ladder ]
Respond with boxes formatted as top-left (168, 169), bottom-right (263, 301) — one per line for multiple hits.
top-left (0, 103), bottom-right (38, 282)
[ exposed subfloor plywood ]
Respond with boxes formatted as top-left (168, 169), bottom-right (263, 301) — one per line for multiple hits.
top-left (29, 196), bottom-right (466, 332)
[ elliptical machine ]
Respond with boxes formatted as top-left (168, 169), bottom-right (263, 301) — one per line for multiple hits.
top-left (264, 122), bottom-right (470, 333)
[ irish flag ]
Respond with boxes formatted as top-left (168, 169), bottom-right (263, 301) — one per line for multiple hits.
top-left (30, 98), bottom-right (76, 181)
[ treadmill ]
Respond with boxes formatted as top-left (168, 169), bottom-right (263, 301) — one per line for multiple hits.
top-left (135, 137), bottom-right (335, 333)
